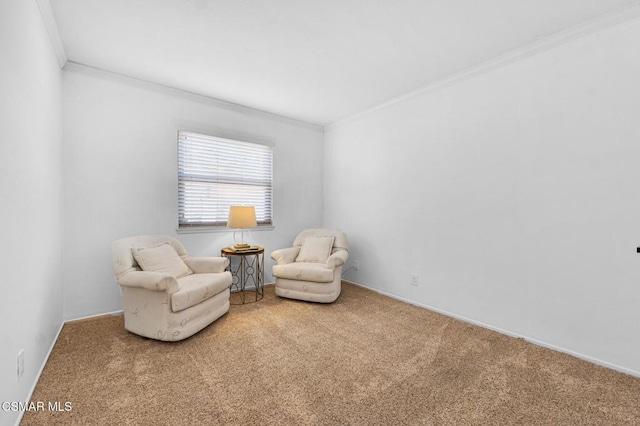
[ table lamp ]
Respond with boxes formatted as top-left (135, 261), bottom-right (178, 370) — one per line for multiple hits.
top-left (228, 205), bottom-right (257, 249)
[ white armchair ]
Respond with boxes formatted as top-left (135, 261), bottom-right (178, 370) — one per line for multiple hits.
top-left (271, 229), bottom-right (349, 303)
top-left (111, 235), bottom-right (232, 341)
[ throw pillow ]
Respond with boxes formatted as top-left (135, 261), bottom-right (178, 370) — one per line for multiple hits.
top-left (132, 242), bottom-right (193, 278)
top-left (295, 236), bottom-right (335, 263)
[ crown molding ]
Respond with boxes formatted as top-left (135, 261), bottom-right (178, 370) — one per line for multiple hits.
top-left (35, 0), bottom-right (67, 68)
top-left (326, 1), bottom-right (640, 132)
top-left (63, 61), bottom-right (323, 132)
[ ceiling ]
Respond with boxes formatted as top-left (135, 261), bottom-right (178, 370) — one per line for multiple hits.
top-left (49, 0), bottom-right (635, 126)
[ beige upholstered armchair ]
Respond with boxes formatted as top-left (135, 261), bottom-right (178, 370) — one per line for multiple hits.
top-left (271, 229), bottom-right (349, 303)
top-left (111, 235), bottom-right (232, 341)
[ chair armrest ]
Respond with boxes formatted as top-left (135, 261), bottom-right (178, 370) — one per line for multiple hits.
top-left (184, 257), bottom-right (229, 273)
top-left (326, 250), bottom-right (349, 269)
top-left (271, 247), bottom-right (300, 265)
top-left (117, 271), bottom-right (179, 293)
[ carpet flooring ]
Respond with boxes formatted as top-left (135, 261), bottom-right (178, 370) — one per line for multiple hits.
top-left (23, 282), bottom-right (640, 425)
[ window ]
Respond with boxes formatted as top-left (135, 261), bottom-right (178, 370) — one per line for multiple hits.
top-left (178, 131), bottom-right (273, 228)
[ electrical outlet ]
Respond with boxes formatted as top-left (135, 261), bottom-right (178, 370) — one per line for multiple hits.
top-left (410, 273), bottom-right (418, 287)
top-left (17, 349), bottom-right (24, 379)
top-left (354, 260), bottom-right (360, 270)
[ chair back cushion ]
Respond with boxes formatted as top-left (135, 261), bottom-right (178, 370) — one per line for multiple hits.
top-left (112, 235), bottom-right (189, 279)
top-left (293, 229), bottom-right (349, 252)
top-left (132, 242), bottom-right (193, 278)
top-left (295, 236), bottom-right (335, 263)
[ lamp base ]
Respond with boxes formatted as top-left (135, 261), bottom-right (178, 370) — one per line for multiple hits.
top-left (233, 243), bottom-right (251, 249)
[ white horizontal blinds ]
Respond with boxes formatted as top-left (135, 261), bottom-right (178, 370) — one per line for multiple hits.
top-left (178, 131), bottom-right (273, 227)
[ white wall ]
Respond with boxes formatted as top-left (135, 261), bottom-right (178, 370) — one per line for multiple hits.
top-left (62, 66), bottom-right (324, 320)
top-left (325, 18), bottom-right (640, 374)
top-left (0, 1), bottom-right (64, 425)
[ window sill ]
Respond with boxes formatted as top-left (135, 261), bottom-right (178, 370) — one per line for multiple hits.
top-left (176, 225), bottom-right (275, 234)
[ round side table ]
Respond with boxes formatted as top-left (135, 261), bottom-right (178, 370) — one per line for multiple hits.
top-left (221, 246), bottom-right (265, 305)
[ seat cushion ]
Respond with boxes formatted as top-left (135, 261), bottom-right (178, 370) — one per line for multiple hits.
top-left (272, 262), bottom-right (334, 283)
top-left (171, 272), bottom-right (231, 312)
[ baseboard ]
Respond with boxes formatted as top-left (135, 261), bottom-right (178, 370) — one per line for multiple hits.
top-left (66, 309), bottom-right (123, 323)
top-left (342, 279), bottom-right (640, 378)
top-left (66, 285), bottom-right (277, 323)
top-left (14, 321), bottom-right (65, 426)
top-left (65, 286), bottom-right (277, 322)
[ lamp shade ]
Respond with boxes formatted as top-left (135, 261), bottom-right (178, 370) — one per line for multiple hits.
top-left (227, 206), bottom-right (257, 229)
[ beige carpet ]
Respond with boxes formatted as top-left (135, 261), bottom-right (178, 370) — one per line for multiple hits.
top-left (23, 282), bottom-right (640, 425)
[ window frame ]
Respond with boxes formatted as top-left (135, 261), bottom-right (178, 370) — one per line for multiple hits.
top-left (177, 130), bottom-right (274, 231)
